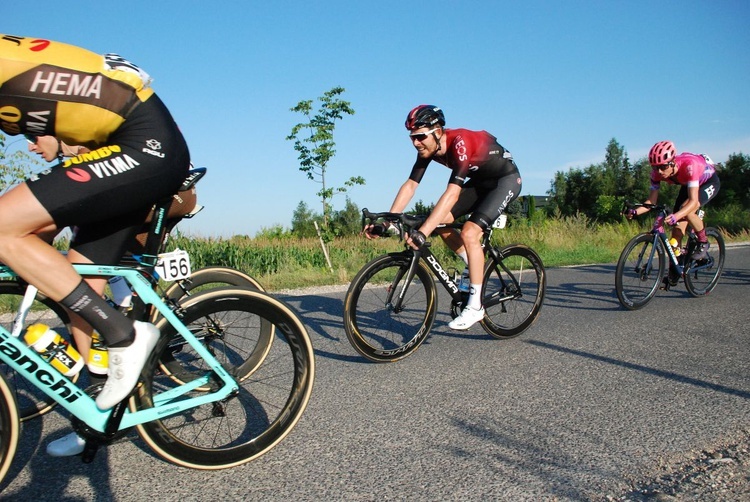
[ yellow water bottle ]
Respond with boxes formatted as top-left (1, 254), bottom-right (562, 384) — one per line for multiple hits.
top-left (23, 323), bottom-right (84, 377)
top-left (88, 331), bottom-right (109, 375)
top-left (668, 238), bottom-right (681, 257)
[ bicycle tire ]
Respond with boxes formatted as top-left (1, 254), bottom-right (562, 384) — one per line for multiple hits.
top-left (0, 282), bottom-right (75, 421)
top-left (343, 252), bottom-right (437, 363)
top-left (163, 266), bottom-right (264, 304)
top-left (480, 244), bottom-right (546, 339)
top-left (134, 288), bottom-right (314, 469)
top-left (615, 232), bottom-right (665, 310)
top-left (0, 373), bottom-right (20, 486)
top-left (684, 227), bottom-right (725, 296)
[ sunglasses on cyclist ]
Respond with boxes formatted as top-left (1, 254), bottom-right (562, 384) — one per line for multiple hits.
top-left (24, 134), bottom-right (38, 144)
top-left (653, 161), bottom-right (675, 171)
top-left (409, 128), bottom-right (439, 142)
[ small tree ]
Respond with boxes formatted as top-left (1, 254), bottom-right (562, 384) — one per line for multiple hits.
top-left (0, 132), bottom-right (37, 193)
top-left (286, 87), bottom-right (365, 235)
top-left (291, 200), bottom-right (319, 238)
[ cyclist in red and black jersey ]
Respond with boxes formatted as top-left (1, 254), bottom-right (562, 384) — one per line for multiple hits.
top-left (366, 105), bottom-right (522, 330)
top-left (0, 35), bottom-right (190, 455)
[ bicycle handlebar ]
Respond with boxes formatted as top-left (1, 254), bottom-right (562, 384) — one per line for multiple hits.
top-left (361, 208), bottom-right (427, 238)
top-left (622, 201), bottom-right (671, 214)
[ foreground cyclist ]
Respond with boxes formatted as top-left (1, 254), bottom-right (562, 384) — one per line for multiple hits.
top-left (365, 105), bottom-right (522, 330)
top-left (0, 35), bottom-right (190, 454)
top-left (628, 141), bottom-right (720, 268)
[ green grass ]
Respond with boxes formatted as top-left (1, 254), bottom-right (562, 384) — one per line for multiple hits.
top-left (168, 214), bottom-right (748, 291)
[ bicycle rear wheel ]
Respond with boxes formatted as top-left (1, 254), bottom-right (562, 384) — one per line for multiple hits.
top-left (0, 373), bottom-right (20, 486)
top-left (343, 252), bottom-right (437, 362)
top-left (615, 233), bottom-right (665, 310)
top-left (684, 227), bottom-right (725, 296)
top-left (480, 244), bottom-right (546, 339)
top-left (0, 282), bottom-right (74, 421)
top-left (163, 266), bottom-right (264, 304)
top-left (156, 267), bottom-right (269, 382)
top-left (135, 288), bottom-right (314, 469)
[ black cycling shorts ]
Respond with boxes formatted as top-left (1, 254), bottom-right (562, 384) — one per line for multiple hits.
top-left (27, 94), bottom-right (190, 264)
top-left (673, 173), bottom-right (720, 214)
top-left (450, 166), bottom-right (522, 230)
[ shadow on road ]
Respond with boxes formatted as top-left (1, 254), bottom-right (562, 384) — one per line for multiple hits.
top-left (526, 339), bottom-right (750, 400)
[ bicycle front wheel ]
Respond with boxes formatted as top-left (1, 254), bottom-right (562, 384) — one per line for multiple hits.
top-left (135, 288), bottom-right (314, 469)
top-left (0, 373), bottom-right (20, 486)
top-left (343, 252), bottom-right (437, 362)
top-left (684, 227), bottom-right (725, 296)
top-left (615, 233), bottom-right (665, 310)
top-left (480, 244), bottom-right (546, 339)
top-left (0, 282), bottom-right (74, 421)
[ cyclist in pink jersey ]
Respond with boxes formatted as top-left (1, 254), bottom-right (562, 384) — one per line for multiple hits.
top-left (365, 105), bottom-right (522, 330)
top-left (629, 140), bottom-right (720, 262)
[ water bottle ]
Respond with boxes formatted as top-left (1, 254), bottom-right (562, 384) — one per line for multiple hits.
top-left (458, 267), bottom-right (470, 293)
top-left (88, 331), bottom-right (109, 375)
top-left (23, 324), bottom-right (84, 377)
top-left (668, 238), bottom-right (681, 257)
top-left (108, 276), bottom-right (133, 309)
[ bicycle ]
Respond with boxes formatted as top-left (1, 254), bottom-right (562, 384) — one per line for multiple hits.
top-left (0, 167), bottom-right (267, 422)
top-left (615, 202), bottom-right (726, 310)
top-left (0, 257), bottom-right (315, 484)
top-left (343, 209), bottom-right (546, 362)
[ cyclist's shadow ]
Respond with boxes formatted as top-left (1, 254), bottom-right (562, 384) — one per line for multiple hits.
top-left (278, 292), bottom-right (364, 363)
top-left (0, 411), bottom-right (119, 500)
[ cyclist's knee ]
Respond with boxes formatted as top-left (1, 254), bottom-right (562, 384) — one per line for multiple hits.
top-left (460, 221), bottom-right (483, 242)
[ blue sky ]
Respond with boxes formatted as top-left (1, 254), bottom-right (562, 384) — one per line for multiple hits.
top-left (4, 0), bottom-right (749, 237)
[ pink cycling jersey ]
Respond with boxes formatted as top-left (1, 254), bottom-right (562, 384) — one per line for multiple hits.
top-left (650, 153), bottom-right (716, 190)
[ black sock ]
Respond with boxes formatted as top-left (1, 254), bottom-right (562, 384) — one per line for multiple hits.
top-left (61, 280), bottom-right (135, 347)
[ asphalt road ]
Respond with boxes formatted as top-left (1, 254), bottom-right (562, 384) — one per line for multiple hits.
top-left (1, 245), bottom-right (748, 501)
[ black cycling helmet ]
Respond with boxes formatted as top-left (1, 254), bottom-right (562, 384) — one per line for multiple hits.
top-left (404, 105), bottom-right (445, 130)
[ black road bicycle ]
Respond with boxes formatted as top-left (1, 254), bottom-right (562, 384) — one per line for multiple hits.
top-left (343, 209), bottom-right (546, 362)
top-left (615, 202), bottom-right (726, 310)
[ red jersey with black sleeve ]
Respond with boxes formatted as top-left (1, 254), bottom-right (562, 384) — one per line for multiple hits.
top-left (408, 128), bottom-right (516, 186)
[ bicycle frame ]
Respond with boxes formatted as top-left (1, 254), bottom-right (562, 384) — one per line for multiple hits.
top-left (387, 223), bottom-right (521, 313)
top-left (643, 213), bottom-right (685, 277)
top-left (0, 264), bottom-right (238, 434)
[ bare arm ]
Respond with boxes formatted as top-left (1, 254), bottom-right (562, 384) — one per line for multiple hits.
top-left (389, 179), bottom-right (419, 213)
top-left (414, 183), bottom-right (461, 237)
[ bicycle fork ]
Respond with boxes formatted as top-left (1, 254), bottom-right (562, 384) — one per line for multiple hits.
top-left (386, 250), bottom-right (425, 313)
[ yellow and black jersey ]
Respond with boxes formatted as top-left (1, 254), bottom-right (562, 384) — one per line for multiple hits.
top-left (0, 34), bottom-right (154, 146)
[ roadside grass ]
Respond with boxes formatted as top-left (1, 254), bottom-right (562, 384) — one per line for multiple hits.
top-left (168, 214), bottom-right (749, 291)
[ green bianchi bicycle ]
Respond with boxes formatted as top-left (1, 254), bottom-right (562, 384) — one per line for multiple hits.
top-left (343, 209), bottom-right (546, 363)
top-left (0, 260), bottom-right (315, 484)
top-left (615, 202), bottom-right (726, 310)
top-left (1, 168), bottom-right (267, 423)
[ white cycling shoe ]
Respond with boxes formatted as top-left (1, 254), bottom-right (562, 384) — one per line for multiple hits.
top-left (95, 321), bottom-right (160, 410)
top-left (449, 306), bottom-right (485, 330)
top-left (47, 431), bottom-right (86, 457)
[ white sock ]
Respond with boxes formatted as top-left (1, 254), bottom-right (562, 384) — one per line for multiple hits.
top-left (457, 251), bottom-right (468, 265)
top-left (468, 284), bottom-right (482, 310)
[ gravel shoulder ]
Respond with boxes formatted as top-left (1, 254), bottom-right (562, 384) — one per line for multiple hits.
top-left (610, 428), bottom-right (750, 501)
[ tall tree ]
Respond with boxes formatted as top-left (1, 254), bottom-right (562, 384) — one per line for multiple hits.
top-left (286, 87), bottom-right (364, 233)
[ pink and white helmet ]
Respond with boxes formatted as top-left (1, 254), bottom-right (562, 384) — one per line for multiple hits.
top-left (648, 140), bottom-right (676, 166)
